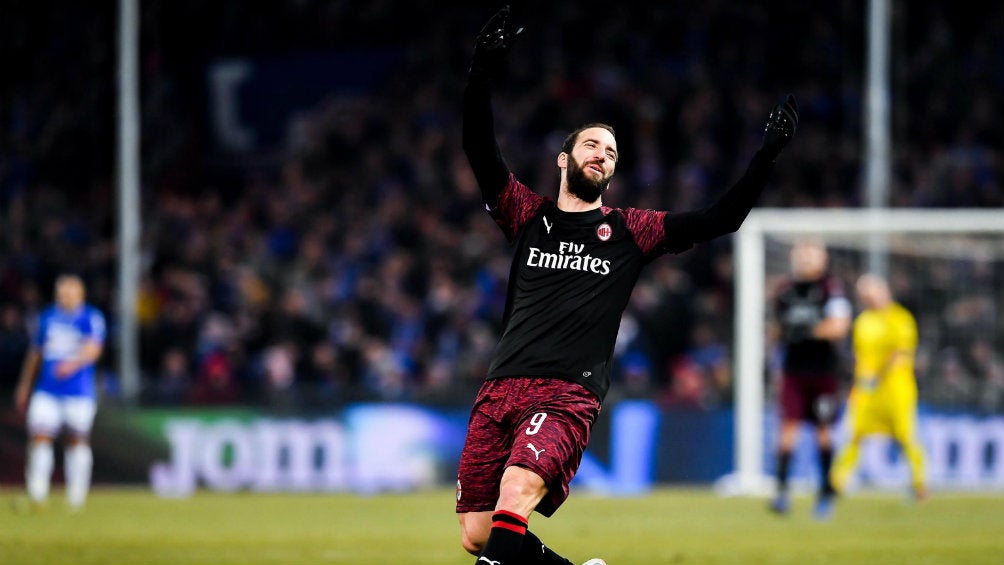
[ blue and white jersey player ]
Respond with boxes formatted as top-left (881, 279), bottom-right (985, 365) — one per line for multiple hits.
top-left (14, 274), bottom-right (106, 511)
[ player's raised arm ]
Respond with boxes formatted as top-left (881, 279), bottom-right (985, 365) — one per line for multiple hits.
top-left (462, 5), bottom-right (523, 209)
top-left (662, 94), bottom-right (799, 250)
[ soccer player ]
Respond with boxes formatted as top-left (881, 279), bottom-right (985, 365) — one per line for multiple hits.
top-left (769, 239), bottom-right (851, 519)
top-left (457, 6), bottom-right (799, 564)
top-left (13, 274), bottom-right (107, 512)
top-left (830, 274), bottom-right (927, 502)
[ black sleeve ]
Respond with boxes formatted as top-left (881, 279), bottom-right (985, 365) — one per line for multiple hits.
top-left (662, 149), bottom-right (775, 251)
top-left (462, 79), bottom-right (511, 209)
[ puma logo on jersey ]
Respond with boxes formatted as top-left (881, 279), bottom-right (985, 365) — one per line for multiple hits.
top-left (478, 557), bottom-right (501, 565)
top-left (526, 443), bottom-right (545, 461)
top-left (543, 216), bottom-right (553, 234)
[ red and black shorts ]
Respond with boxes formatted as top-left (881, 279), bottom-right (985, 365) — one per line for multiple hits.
top-left (455, 377), bottom-right (601, 517)
top-left (779, 371), bottom-right (840, 425)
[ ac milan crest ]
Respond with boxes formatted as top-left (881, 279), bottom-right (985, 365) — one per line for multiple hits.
top-left (596, 223), bottom-right (612, 241)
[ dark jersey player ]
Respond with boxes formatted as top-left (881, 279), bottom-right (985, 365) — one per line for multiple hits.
top-left (769, 239), bottom-right (851, 520)
top-left (456, 6), bottom-right (799, 565)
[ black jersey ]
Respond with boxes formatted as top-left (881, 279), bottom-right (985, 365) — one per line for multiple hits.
top-left (485, 174), bottom-right (672, 401)
top-left (461, 80), bottom-right (777, 403)
top-left (774, 275), bottom-right (851, 375)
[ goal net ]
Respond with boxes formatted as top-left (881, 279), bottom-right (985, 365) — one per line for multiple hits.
top-left (722, 208), bottom-right (1004, 495)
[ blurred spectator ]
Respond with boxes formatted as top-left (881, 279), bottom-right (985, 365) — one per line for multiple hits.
top-left (923, 347), bottom-right (976, 409)
top-left (615, 351), bottom-right (656, 398)
top-left (662, 356), bottom-right (709, 409)
top-left (188, 349), bottom-right (240, 405)
top-left (682, 321), bottom-right (732, 406)
top-left (147, 346), bottom-right (191, 406)
top-left (300, 341), bottom-right (356, 404)
top-left (257, 342), bottom-right (300, 411)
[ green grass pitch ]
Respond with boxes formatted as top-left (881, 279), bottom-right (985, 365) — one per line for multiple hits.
top-left (1, 487), bottom-right (1002, 565)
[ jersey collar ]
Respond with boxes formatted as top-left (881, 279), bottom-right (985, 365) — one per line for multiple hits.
top-left (551, 205), bottom-right (605, 225)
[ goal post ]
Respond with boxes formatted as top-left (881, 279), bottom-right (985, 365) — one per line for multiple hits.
top-left (723, 208), bottom-right (1004, 496)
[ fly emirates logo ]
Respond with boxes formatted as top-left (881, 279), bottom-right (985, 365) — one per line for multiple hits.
top-left (527, 241), bottom-right (611, 275)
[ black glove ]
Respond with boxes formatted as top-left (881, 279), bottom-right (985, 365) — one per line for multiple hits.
top-left (469, 5), bottom-right (524, 85)
top-left (761, 94), bottom-right (799, 158)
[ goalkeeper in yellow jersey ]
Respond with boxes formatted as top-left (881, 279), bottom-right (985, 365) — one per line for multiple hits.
top-left (830, 274), bottom-right (928, 502)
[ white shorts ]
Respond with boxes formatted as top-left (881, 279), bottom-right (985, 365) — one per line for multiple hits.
top-left (27, 391), bottom-right (97, 438)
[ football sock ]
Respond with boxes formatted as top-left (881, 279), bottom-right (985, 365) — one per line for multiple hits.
top-left (476, 510), bottom-right (527, 564)
top-left (65, 443), bottom-right (93, 510)
top-left (26, 441), bottom-right (54, 503)
top-left (518, 530), bottom-right (574, 565)
top-left (776, 451), bottom-right (792, 492)
top-left (819, 446), bottom-right (835, 496)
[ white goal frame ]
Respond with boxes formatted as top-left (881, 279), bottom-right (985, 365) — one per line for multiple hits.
top-left (725, 208), bottom-right (1004, 495)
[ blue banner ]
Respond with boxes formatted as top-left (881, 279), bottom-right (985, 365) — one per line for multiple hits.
top-left (6, 399), bottom-right (991, 495)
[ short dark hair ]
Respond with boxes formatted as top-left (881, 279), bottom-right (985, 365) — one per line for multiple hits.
top-left (561, 123), bottom-right (616, 155)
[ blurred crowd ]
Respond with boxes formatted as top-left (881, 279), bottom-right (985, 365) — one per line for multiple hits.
top-left (1, 2), bottom-right (1002, 412)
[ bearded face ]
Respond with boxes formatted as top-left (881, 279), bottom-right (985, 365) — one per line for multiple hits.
top-left (565, 152), bottom-right (612, 203)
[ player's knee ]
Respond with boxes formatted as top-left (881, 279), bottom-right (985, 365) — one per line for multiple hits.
top-left (66, 434), bottom-right (90, 446)
top-left (459, 520), bottom-right (488, 555)
top-left (461, 531), bottom-right (486, 555)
